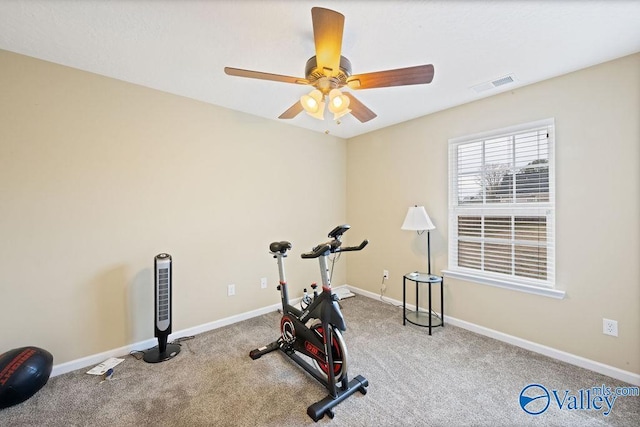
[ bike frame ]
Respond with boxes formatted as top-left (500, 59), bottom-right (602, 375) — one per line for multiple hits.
top-left (274, 249), bottom-right (347, 392)
top-left (276, 250), bottom-right (346, 332)
top-left (249, 226), bottom-right (369, 421)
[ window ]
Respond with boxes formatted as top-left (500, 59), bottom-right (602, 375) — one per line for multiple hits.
top-left (446, 119), bottom-right (562, 298)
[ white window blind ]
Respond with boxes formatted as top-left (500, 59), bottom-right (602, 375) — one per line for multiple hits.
top-left (448, 119), bottom-right (556, 292)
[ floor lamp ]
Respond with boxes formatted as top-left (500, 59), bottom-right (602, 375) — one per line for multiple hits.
top-left (401, 205), bottom-right (436, 275)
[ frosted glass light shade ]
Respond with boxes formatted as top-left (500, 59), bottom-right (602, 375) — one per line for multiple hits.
top-left (328, 89), bottom-right (351, 119)
top-left (300, 89), bottom-right (326, 120)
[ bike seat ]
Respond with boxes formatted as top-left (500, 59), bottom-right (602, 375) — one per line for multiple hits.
top-left (269, 241), bottom-right (292, 254)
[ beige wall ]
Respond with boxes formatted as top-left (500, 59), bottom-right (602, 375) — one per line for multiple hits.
top-left (0, 50), bottom-right (348, 364)
top-left (346, 53), bottom-right (640, 374)
top-left (2, 48), bottom-right (638, 376)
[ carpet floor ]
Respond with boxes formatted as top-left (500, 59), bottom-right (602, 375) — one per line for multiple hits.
top-left (2, 295), bottom-right (638, 426)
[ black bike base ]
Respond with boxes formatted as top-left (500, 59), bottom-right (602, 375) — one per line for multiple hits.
top-left (249, 341), bottom-right (280, 360)
top-left (249, 339), bottom-right (369, 422)
top-left (307, 375), bottom-right (368, 422)
top-left (143, 343), bottom-right (181, 363)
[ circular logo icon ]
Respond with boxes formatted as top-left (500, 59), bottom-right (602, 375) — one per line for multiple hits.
top-left (519, 384), bottom-right (550, 415)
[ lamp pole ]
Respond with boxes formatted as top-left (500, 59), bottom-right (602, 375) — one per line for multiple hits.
top-left (427, 230), bottom-right (431, 275)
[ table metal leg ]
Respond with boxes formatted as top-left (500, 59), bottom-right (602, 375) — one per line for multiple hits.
top-left (428, 282), bottom-right (432, 335)
top-left (402, 277), bottom-right (406, 325)
top-left (441, 278), bottom-right (444, 327)
top-left (415, 280), bottom-right (419, 320)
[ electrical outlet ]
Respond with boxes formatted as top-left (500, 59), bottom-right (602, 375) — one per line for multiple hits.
top-left (383, 269), bottom-right (389, 279)
top-left (603, 318), bottom-right (618, 337)
top-left (227, 284), bottom-right (236, 296)
top-left (260, 277), bottom-right (267, 289)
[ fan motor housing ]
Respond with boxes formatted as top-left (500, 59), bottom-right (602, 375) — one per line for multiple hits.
top-left (305, 55), bottom-right (352, 93)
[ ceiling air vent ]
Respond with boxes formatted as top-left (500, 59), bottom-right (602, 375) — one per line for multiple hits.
top-left (471, 74), bottom-right (516, 93)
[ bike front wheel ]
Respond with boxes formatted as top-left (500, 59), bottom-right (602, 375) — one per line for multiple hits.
top-left (311, 323), bottom-right (348, 383)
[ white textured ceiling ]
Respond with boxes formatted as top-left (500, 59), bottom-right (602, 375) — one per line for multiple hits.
top-left (1, 1), bottom-right (639, 139)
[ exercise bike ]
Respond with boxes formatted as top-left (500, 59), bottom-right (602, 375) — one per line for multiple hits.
top-left (249, 225), bottom-right (368, 422)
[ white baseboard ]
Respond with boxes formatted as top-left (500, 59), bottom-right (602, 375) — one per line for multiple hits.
top-left (346, 284), bottom-right (640, 386)
top-left (51, 301), bottom-right (283, 377)
top-left (52, 285), bottom-right (640, 387)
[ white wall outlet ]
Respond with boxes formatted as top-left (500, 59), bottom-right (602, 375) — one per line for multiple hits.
top-left (603, 318), bottom-right (618, 337)
top-left (260, 277), bottom-right (267, 289)
top-left (383, 269), bottom-right (389, 279)
top-left (227, 284), bottom-right (236, 296)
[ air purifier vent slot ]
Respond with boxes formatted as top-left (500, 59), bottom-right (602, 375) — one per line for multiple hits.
top-left (158, 268), bottom-right (169, 321)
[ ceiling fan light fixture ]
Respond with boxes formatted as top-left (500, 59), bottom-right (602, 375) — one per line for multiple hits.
top-left (307, 100), bottom-right (326, 120)
top-left (301, 89), bottom-right (323, 112)
top-left (328, 88), bottom-right (350, 120)
top-left (302, 95), bottom-right (317, 110)
top-left (301, 89), bottom-right (326, 120)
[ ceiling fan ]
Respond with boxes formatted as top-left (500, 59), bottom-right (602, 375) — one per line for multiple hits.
top-left (224, 7), bottom-right (434, 123)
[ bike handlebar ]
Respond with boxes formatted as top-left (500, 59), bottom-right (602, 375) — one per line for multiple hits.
top-left (300, 239), bottom-right (368, 259)
top-left (336, 239), bottom-right (369, 252)
top-left (300, 244), bottom-right (331, 259)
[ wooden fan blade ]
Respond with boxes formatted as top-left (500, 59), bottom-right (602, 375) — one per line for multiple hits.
top-left (343, 93), bottom-right (377, 123)
top-left (347, 64), bottom-right (434, 90)
top-left (278, 101), bottom-right (304, 119)
top-left (311, 7), bottom-right (344, 77)
top-left (224, 67), bottom-right (308, 85)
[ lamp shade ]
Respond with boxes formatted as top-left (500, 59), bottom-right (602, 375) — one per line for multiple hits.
top-left (401, 206), bottom-right (435, 231)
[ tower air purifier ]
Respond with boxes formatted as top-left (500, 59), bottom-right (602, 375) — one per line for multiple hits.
top-left (143, 253), bottom-right (181, 363)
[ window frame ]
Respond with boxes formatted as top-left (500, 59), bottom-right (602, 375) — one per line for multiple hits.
top-left (444, 118), bottom-right (564, 299)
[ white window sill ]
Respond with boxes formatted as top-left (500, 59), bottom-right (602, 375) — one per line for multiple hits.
top-left (442, 269), bottom-right (566, 299)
